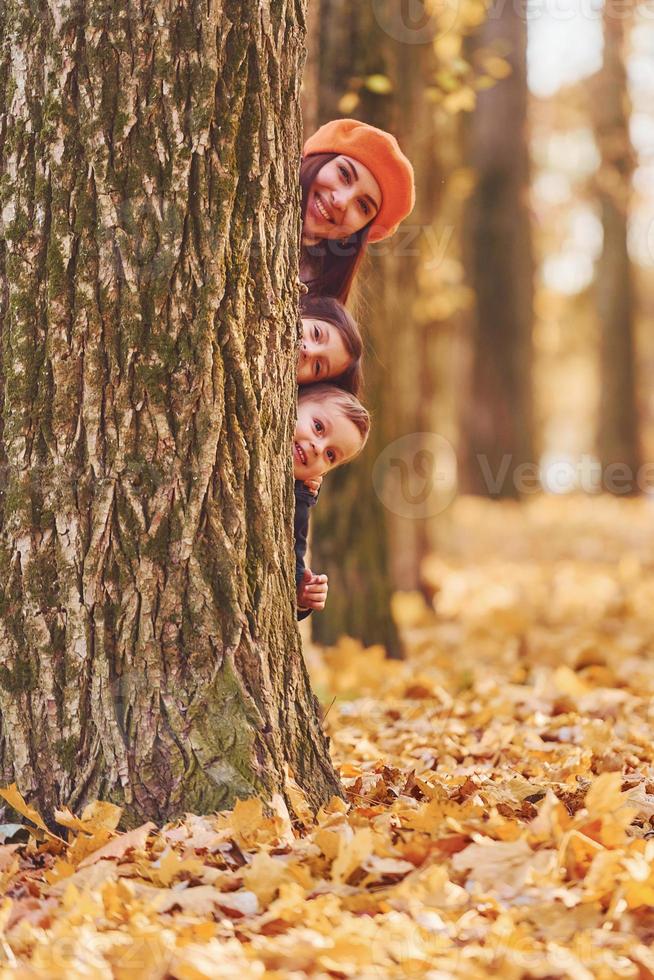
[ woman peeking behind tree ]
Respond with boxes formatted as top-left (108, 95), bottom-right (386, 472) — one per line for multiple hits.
top-left (300, 119), bottom-right (416, 305)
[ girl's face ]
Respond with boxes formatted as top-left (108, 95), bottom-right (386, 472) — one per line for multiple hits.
top-left (298, 317), bottom-right (351, 384)
top-left (303, 155), bottom-right (382, 242)
top-left (293, 397), bottom-right (363, 481)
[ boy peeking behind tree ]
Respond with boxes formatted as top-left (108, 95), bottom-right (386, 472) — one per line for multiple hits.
top-left (293, 384), bottom-right (370, 620)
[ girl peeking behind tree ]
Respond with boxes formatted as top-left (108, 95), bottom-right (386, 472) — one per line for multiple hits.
top-left (298, 293), bottom-right (363, 395)
top-left (300, 118), bottom-right (415, 304)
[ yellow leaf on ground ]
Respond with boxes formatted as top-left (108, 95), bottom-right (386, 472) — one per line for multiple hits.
top-left (0, 784), bottom-right (61, 840)
top-left (44, 859), bottom-right (75, 885)
top-left (155, 886), bottom-right (258, 917)
top-left (80, 800), bottom-right (123, 830)
top-left (78, 822), bottom-right (155, 868)
top-left (332, 828), bottom-right (374, 882)
top-left (585, 772), bottom-right (631, 816)
top-left (151, 847), bottom-right (204, 887)
top-left (553, 666), bottom-right (591, 698)
top-left (229, 799), bottom-right (265, 846)
top-left (453, 837), bottom-right (557, 895)
top-left (243, 851), bottom-right (289, 906)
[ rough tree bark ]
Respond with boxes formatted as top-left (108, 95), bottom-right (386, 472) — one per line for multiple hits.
top-left (590, 8), bottom-right (641, 488)
top-left (459, 0), bottom-right (535, 498)
top-left (0, 0), bottom-right (341, 824)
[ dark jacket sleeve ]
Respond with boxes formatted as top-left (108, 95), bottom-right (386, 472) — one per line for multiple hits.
top-left (294, 480), bottom-right (319, 621)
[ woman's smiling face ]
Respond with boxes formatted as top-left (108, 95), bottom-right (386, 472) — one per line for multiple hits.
top-left (303, 155), bottom-right (382, 242)
top-left (298, 317), bottom-right (351, 384)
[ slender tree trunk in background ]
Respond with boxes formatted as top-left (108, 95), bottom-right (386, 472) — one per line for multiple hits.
top-left (309, 0), bottom-right (443, 652)
top-left (0, 0), bottom-right (341, 824)
top-left (590, 10), bottom-right (641, 488)
top-left (384, 28), bottom-right (447, 594)
top-left (459, 0), bottom-right (535, 498)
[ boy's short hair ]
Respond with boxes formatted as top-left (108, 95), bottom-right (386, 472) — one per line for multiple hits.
top-left (298, 383), bottom-right (371, 454)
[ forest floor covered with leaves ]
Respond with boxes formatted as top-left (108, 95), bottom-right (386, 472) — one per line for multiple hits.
top-left (2, 494), bottom-right (654, 978)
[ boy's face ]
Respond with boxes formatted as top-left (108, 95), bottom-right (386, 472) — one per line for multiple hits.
top-left (294, 396), bottom-right (363, 480)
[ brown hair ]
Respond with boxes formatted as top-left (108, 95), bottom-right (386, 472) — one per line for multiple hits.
top-left (298, 383), bottom-right (371, 459)
top-left (299, 293), bottom-right (364, 396)
top-left (300, 153), bottom-right (371, 306)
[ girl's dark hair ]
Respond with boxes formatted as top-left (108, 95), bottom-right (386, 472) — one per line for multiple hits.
top-left (299, 293), bottom-right (364, 396)
top-left (300, 153), bottom-right (371, 306)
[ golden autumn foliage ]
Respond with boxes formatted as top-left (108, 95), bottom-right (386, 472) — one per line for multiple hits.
top-left (1, 496), bottom-right (654, 977)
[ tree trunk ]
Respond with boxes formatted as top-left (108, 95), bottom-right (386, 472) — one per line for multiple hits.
top-left (0, 0), bottom-right (341, 825)
top-left (459, 0), bottom-right (535, 498)
top-left (383, 23), bottom-right (450, 595)
top-left (590, 10), bottom-right (641, 488)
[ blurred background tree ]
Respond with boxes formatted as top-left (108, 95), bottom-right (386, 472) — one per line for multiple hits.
top-left (589, 5), bottom-right (641, 487)
top-left (459, 0), bottom-right (535, 498)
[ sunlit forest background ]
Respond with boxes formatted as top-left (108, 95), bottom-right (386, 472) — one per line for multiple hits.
top-left (302, 0), bottom-right (654, 656)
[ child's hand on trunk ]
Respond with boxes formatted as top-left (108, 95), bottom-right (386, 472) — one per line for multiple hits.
top-left (297, 567), bottom-right (328, 611)
top-left (304, 476), bottom-right (323, 497)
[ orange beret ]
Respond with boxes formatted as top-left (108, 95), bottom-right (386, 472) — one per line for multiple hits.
top-left (303, 118), bottom-right (415, 243)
